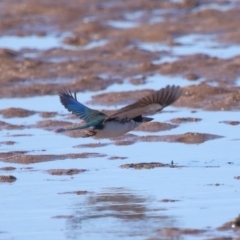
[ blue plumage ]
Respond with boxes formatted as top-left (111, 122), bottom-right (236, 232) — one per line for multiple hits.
top-left (59, 89), bottom-right (106, 124)
top-left (59, 85), bottom-right (182, 138)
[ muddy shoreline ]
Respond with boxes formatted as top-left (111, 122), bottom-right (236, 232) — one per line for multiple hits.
top-left (1, 1), bottom-right (240, 240)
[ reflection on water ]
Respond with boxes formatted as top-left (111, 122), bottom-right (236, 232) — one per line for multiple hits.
top-left (65, 188), bottom-right (177, 240)
top-left (1, 107), bottom-right (240, 240)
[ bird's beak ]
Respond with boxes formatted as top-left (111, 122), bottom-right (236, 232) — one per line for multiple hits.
top-left (142, 117), bottom-right (153, 122)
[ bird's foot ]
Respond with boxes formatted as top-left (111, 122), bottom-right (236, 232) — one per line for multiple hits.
top-left (82, 130), bottom-right (96, 138)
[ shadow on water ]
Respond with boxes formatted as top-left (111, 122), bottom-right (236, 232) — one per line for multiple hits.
top-left (65, 188), bottom-right (177, 240)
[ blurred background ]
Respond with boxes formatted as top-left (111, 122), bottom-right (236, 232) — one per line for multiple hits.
top-left (1, 1), bottom-right (240, 240)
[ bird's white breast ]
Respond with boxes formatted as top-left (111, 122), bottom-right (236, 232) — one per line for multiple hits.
top-left (94, 120), bottom-right (141, 138)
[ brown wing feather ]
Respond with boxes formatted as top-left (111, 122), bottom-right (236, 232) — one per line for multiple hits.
top-left (106, 85), bottom-right (181, 121)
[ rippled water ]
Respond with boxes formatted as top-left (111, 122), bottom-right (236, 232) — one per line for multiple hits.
top-left (1, 3), bottom-right (240, 239)
top-left (1, 90), bottom-right (240, 239)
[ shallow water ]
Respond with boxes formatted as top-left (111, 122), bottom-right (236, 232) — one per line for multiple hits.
top-left (139, 34), bottom-right (240, 59)
top-left (0, 35), bottom-right (107, 51)
top-left (1, 3), bottom-right (240, 239)
top-left (1, 50), bottom-right (240, 238)
top-left (0, 35), bottom-right (68, 51)
top-left (107, 20), bottom-right (139, 29)
top-left (1, 93), bottom-right (240, 239)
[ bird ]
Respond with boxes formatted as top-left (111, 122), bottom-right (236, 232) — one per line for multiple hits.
top-left (59, 85), bottom-right (181, 138)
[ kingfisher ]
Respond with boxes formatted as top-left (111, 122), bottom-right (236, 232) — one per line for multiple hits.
top-left (59, 85), bottom-right (181, 138)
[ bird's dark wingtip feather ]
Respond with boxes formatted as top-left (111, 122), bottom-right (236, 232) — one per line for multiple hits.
top-left (58, 89), bottom-right (79, 108)
top-left (154, 85), bottom-right (182, 108)
top-left (58, 89), bottom-right (79, 113)
top-left (172, 85), bottom-right (182, 101)
top-left (59, 89), bottom-right (74, 98)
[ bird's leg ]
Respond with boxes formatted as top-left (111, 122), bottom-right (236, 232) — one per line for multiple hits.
top-left (82, 130), bottom-right (97, 138)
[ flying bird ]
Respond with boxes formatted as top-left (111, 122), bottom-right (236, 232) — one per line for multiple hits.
top-left (59, 85), bottom-right (181, 138)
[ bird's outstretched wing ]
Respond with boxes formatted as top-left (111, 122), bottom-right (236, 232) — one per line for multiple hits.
top-left (59, 89), bottom-right (107, 123)
top-left (106, 85), bottom-right (181, 121)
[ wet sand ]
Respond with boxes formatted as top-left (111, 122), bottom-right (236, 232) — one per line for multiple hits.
top-left (1, 0), bottom-right (240, 239)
